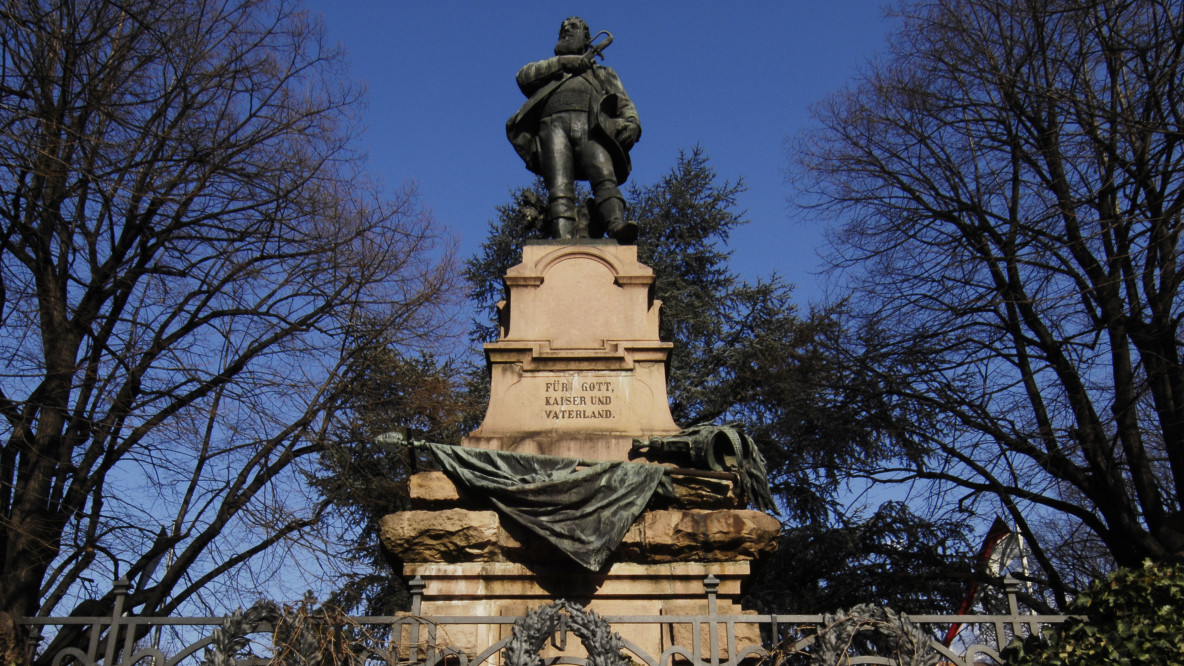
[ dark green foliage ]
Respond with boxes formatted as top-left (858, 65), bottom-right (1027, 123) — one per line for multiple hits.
top-left (628, 152), bottom-right (852, 524)
top-left (748, 502), bottom-right (973, 615)
top-left (317, 345), bottom-right (478, 614)
top-left (1004, 561), bottom-right (1184, 665)
top-left (723, 309), bottom-right (919, 524)
top-left (628, 148), bottom-right (754, 426)
top-left (465, 184), bottom-right (551, 345)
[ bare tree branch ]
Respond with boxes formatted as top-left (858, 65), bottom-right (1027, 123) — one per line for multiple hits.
top-left (0, 0), bottom-right (459, 633)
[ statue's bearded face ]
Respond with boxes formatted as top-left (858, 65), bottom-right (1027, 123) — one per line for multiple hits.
top-left (554, 20), bottom-right (587, 56)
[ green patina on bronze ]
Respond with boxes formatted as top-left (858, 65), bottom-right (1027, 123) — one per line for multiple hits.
top-left (423, 442), bottom-right (666, 571)
top-left (631, 425), bottom-right (779, 515)
top-left (375, 425), bottom-right (777, 570)
top-left (506, 17), bottom-right (641, 243)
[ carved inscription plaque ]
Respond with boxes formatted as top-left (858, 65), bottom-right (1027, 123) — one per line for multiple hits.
top-left (486, 370), bottom-right (655, 433)
top-left (475, 363), bottom-right (678, 443)
top-left (543, 378), bottom-right (617, 421)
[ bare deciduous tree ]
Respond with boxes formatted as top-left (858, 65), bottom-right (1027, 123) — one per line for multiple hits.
top-left (0, 0), bottom-right (457, 638)
top-left (797, 0), bottom-right (1184, 608)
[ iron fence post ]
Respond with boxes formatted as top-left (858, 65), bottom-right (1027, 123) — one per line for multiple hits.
top-left (23, 623), bottom-right (42, 666)
top-left (104, 578), bottom-right (130, 666)
top-left (408, 576), bottom-right (425, 662)
top-left (409, 576), bottom-right (424, 616)
top-left (704, 575), bottom-right (719, 666)
top-left (1003, 573), bottom-right (1031, 641)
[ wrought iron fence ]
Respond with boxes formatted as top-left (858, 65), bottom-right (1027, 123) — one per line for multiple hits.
top-left (19, 575), bottom-right (1068, 666)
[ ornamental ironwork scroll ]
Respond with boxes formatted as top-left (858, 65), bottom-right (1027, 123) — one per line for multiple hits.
top-left (502, 600), bottom-right (629, 666)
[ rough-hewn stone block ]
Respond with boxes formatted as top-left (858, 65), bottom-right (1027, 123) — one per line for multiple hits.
top-left (378, 509), bottom-right (500, 561)
top-left (383, 507), bottom-right (778, 564)
top-left (619, 509), bottom-right (780, 562)
top-left (408, 471), bottom-right (463, 506)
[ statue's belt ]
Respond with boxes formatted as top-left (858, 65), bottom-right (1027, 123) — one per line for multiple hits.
top-left (541, 89), bottom-right (593, 116)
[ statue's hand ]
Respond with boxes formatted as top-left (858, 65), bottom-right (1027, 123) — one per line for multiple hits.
top-left (605, 119), bottom-right (640, 149)
top-left (557, 55), bottom-right (591, 73)
top-left (621, 123), bottom-right (640, 149)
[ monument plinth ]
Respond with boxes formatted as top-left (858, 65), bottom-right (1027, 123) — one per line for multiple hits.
top-left (379, 237), bottom-right (779, 661)
top-left (378, 16), bottom-right (778, 665)
top-left (465, 240), bottom-right (680, 460)
top-left (381, 470), bottom-right (777, 662)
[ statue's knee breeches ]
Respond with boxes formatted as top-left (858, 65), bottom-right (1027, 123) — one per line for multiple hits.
top-left (538, 115), bottom-right (576, 202)
top-left (590, 178), bottom-right (623, 206)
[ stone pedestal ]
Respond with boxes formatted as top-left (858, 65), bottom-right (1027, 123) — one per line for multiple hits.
top-left (403, 562), bottom-right (759, 663)
top-left (381, 241), bottom-right (778, 664)
top-left (381, 472), bottom-right (779, 663)
top-left (381, 473), bottom-right (778, 565)
top-left (465, 241), bottom-right (679, 461)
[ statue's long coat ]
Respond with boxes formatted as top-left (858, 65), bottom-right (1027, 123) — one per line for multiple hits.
top-left (506, 62), bottom-right (641, 185)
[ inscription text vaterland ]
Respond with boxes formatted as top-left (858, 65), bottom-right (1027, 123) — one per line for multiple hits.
top-left (543, 380), bottom-right (615, 420)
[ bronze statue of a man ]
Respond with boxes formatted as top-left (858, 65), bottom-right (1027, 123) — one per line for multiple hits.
top-left (506, 17), bottom-right (642, 243)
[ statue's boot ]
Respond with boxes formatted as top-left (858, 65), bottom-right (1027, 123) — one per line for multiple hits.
top-left (598, 195), bottom-right (637, 245)
top-left (550, 216), bottom-right (578, 239)
top-left (548, 196), bottom-right (578, 239)
top-left (607, 219), bottom-right (638, 244)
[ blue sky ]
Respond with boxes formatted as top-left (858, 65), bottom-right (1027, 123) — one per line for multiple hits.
top-left (303, 2), bottom-right (897, 304)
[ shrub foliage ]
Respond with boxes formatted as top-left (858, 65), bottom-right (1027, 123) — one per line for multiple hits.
top-left (1005, 560), bottom-right (1184, 665)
